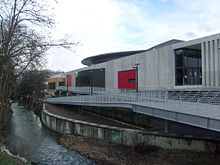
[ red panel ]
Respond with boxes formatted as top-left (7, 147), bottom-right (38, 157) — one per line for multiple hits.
top-left (68, 75), bottom-right (72, 87)
top-left (118, 70), bottom-right (136, 90)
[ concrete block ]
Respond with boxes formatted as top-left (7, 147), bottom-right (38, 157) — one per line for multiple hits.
top-left (75, 123), bottom-right (81, 135)
top-left (64, 121), bottom-right (72, 134)
top-left (98, 128), bottom-right (104, 140)
top-left (56, 119), bottom-right (64, 133)
top-left (51, 117), bottom-right (56, 131)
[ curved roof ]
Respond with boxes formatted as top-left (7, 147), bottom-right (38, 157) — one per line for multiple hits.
top-left (82, 39), bottom-right (183, 66)
top-left (81, 50), bottom-right (146, 66)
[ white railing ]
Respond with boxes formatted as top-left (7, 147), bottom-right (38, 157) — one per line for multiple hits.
top-left (46, 93), bottom-right (220, 120)
top-left (56, 86), bottom-right (167, 99)
top-left (55, 86), bottom-right (220, 105)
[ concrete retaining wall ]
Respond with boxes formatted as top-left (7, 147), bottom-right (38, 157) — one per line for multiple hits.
top-left (41, 109), bottom-right (219, 152)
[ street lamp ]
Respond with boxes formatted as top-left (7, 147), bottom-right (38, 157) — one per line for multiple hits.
top-left (66, 75), bottom-right (69, 96)
top-left (90, 70), bottom-right (93, 95)
top-left (133, 63), bottom-right (140, 92)
top-left (90, 78), bottom-right (93, 95)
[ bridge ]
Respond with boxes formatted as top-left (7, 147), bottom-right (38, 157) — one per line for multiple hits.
top-left (45, 87), bottom-right (220, 135)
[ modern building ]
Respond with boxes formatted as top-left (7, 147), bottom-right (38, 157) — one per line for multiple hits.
top-left (61, 33), bottom-right (220, 91)
top-left (47, 76), bottom-right (66, 94)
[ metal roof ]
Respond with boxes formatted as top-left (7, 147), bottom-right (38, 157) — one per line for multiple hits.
top-left (82, 39), bottom-right (183, 66)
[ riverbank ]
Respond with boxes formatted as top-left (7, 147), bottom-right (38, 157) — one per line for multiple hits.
top-left (60, 134), bottom-right (220, 165)
top-left (0, 107), bottom-right (27, 165)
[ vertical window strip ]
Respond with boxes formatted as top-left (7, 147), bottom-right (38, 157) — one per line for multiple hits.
top-left (203, 42), bottom-right (206, 86)
top-left (212, 40), bottom-right (215, 84)
top-left (208, 41), bottom-right (211, 86)
top-left (218, 39), bottom-right (220, 85)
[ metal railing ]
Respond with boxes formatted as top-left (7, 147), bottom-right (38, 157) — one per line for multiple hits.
top-left (46, 92), bottom-right (220, 120)
top-left (56, 86), bottom-right (167, 98)
top-left (56, 86), bottom-right (220, 105)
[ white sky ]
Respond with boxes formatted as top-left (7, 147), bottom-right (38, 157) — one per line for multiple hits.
top-left (46, 0), bottom-right (220, 72)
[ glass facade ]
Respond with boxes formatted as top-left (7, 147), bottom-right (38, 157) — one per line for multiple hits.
top-left (76, 68), bottom-right (105, 87)
top-left (175, 48), bottom-right (201, 86)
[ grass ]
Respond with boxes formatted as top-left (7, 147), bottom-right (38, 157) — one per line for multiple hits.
top-left (159, 149), bottom-right (220, 165)
top-left (61, 135), bottom-right (220, 165)
top-left (0, 152), bottom-right (24, 165)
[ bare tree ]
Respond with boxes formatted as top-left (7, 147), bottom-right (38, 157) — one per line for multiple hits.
top-left (0, 0), bottom-right (76, 117)
top-left (16, 69), bottom-right (50, 110)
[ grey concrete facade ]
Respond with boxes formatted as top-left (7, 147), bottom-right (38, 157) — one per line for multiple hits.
top-left (64, 33), bottom-right (220, 90)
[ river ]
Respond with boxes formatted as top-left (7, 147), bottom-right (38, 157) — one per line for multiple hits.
top-left (2, 103), bottom-right (96, 165)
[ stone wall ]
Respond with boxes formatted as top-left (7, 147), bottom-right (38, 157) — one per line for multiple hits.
top-left (41, 109), bottom-right (219, 152)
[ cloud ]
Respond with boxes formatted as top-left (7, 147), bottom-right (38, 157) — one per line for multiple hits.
top-left (46, 0), bottom-right (220, 71)
top-left (184, 32), bottom-right (197, 38)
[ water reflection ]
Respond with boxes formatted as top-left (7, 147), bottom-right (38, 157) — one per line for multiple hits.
top-left (3, 103), bottom-right (95, 165)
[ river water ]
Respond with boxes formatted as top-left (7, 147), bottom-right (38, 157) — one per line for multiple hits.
top-left (3, 103), bottom-right (96, 165)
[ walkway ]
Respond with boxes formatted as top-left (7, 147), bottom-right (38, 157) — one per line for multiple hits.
top-left (45, 103), bottom-right (144, 130)
top-left (45, 94), bottom-right (220, 133)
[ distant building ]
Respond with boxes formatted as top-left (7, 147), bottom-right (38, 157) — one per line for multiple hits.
top-left (47, 74), bottom-right (65, 94)
top-left (60, 33), bottom-right (220, 91)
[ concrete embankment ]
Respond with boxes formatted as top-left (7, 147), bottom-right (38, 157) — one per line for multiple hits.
top-left (41, 106), bottom-right (220, 152)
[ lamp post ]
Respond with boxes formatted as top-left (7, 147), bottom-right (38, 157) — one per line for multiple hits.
top-left (66, 75), bottom-right (69, 96)
top-left (133, 63), bottom-right (140, 93)
top-left (89, 70), bottom-right (93, 95)
top-left (90, 78), bottom-right (93, 95)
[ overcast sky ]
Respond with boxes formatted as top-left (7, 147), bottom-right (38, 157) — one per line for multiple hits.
top-left (46, 0), bottom-right (220, 72)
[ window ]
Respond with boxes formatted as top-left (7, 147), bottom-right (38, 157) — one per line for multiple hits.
top-left (128, 79), bottom-right (136, 83)
top-left (175, 48), bottom-right (201, 86)
top-left (48, 82), bottom-right (55, 89)
top-left (59, 82), bottom-right (64, 86)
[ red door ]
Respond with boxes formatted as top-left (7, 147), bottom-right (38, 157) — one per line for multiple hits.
top-left (118, 70), bottom-right (136, 90)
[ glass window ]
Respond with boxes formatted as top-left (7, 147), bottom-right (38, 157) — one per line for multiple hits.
top-left (175, 51), bottom-right (184, 67)
top-left (175, 49), bottom-right (183, 55)
top-left (59, 82), bottom-right (64, 86)
top-left (176, 77), bottom-right (183, 85)
top-left (48, 82), bottom-right (55, 89)
top-left (176, 68), bottom-right (183, 76)
top-left (128, 79), bottom-right (136, 83)
top-left (187, 57), bottom-right (198, 67)
top-left (199, 59), bottom-right (201, 67)
top-left (175, 48), bottom-right (201, 86)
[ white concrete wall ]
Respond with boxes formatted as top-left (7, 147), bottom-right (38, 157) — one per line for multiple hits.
top-left (104, 45), bottom-right (175, 90)
top-left (67, 46), bottom-right (175, 90)
top-left (200, 38), bottom-right (220, 87)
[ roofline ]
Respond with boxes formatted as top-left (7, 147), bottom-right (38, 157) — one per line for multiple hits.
top-left (81, 39), bottom-right (184, 66)
top-left (172, 33), bottom-right (220, 49)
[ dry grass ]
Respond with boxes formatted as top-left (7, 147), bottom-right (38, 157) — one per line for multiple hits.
top-left (159, 149), bottom-right (220, 165)
top-left (60, 134), bottom-right (220, 165)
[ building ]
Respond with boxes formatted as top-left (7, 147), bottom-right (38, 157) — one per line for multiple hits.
top-left (47, 75), bottom-right (66, 94)
top-left (61, 33), bottom-right (220, 91)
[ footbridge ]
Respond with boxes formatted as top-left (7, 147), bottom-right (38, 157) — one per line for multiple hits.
top-left (45, 89), bottom-right (220, 134)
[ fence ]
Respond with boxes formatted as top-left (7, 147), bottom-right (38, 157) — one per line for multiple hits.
top-left (46, 93), bottom-right (220, 120)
